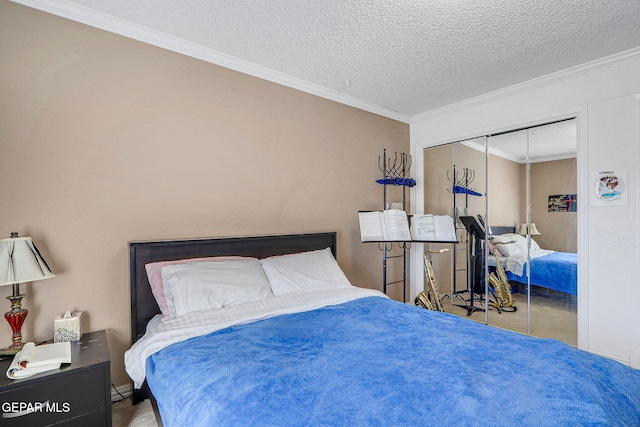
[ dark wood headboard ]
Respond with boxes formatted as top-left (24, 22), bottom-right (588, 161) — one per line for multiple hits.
top-left (489, 226), bottom-right (516, 235)
top-left (128, 232), bottom-right (337, 403)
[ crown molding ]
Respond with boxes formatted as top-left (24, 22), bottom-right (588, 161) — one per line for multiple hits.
top-left (11, 0), bottom-right (411, 124)
top-left (411, 46), bottom-right (640, 124)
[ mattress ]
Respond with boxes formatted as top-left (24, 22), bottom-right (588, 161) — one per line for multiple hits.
top-left (489, 252), bottom-right (577, 295)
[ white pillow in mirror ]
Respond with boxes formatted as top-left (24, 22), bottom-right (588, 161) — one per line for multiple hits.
top-left (491, 233), bottom-right (540, 256)
top-left (260, 248), bottom-right (352, 296)
top-left (530, 238), bottom-right (541, 250)
top-left (161, 258), bottom-right (273, 318)
top-left (490, 234), bottom-right (523, 256)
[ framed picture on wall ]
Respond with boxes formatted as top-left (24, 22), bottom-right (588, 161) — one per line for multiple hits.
top-left (548, 194), bottom-right (577, 212)
top-left (590, 169), bottom-right (627, 207)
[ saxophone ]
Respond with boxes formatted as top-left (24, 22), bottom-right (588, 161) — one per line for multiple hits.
top-left (415, 248), bottom-right (449, 311)
top-left (488, 243), bottom-right (516, 312)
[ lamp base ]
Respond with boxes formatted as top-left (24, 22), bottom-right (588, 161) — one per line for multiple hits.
top-left (3, 288), bottom-right (27, 356)
top-left (0, 344), bottom-right (21, 356)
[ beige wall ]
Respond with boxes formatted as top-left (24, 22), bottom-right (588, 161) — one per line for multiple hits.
top-left (487, 153), bottom-right (523, 228)
top-left (531, 158), bottom-right (577, 252)
top-left (0, 1), bottom-right (409, 386)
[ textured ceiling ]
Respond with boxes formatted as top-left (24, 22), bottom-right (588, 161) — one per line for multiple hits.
top-left (12, 0), bottom-right (640, 120)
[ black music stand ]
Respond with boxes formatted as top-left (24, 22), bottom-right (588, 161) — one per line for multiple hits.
top-left (458, 216), bottom-right (486, 315)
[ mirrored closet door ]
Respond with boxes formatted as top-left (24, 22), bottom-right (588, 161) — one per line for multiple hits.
top-left (423, 119), bottom-right (577, 346)
top-left (423, 138), bottom-right (488, 319)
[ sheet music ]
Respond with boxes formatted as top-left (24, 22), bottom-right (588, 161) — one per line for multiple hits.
top-left (412, 214), bottom-right (437, 241)
top-left (359, 211), bottom-right (385, 242)
top-left (382, 210), bottom-right (412, 241)
top-left (359, 210), bottom-right (411, 242)
top-left (411, 214), bottom-right (457, 242)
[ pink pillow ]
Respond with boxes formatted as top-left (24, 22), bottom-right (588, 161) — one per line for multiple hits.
top-left (145, 256), bottom-right (256, 321)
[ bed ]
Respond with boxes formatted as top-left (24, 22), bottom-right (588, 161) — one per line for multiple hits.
top-left (125, 232), bottom-right (640, 426)
top-left (489, 227), bottom-right (577, 295)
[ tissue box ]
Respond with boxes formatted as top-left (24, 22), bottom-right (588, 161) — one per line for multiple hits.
top-left (53, 311), bottom-right (83, 342)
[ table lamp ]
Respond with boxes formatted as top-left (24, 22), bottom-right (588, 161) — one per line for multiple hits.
top-left (517, 222), bottom-right (541, 236)
top-left (0, 232), bottom-right (56, 355)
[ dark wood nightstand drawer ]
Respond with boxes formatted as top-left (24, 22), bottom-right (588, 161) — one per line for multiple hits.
top-left (0, 330), bottom-right (111, 427)
top-left (0, 367), bottom-right (107, 426)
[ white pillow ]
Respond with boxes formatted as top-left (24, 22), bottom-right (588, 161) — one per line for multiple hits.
top-left (146, 256), bottom-right (253, 321)
top-left (530, 238), bottom-right (541, 250)
top-left (160, 258), bottom-right (273, 318)
top-left (260, 248), bottom-right (352, 296)
top-left (489, 234), bottom-right (511, 246)
top-left (490, 233), bottom-right (527, 257)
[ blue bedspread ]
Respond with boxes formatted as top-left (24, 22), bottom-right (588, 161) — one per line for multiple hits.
top-left (146, 296), bottom-right (640, 426)
top-left (507, 251), bottom-right (577, 295)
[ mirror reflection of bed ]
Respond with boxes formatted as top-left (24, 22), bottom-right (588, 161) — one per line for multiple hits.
top-left (439, 222), bottom-right (577, 346)
top-left (485, 225), bottom-right (576, 345)
top-left (489, 227), bottom-right (577, 298)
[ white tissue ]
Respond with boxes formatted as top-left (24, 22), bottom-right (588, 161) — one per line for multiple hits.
top-left (54, 311), bottom-right (83, 342)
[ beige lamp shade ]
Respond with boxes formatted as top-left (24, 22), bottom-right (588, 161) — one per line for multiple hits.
top-left (517, 223), bottom-right (541, 236)
top-left (0, 236), bottom-right (55, 286)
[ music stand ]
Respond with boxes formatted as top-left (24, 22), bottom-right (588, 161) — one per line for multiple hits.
top-left (460, 216), bottom-right (485, 239)
top-left (458, 216), bottom-right (486, 315)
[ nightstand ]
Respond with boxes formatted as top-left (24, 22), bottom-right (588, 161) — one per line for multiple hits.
top-left (0, 330), bottom-right (111, 426)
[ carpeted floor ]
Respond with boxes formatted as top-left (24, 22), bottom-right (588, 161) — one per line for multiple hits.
top-left (441, 286), bottom-right (577, 346)
top-left (112, 398), bottom-right (158, 427)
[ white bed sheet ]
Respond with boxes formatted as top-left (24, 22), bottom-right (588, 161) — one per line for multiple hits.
top-left (487, 249), bottom-right (553, 276)
top-left (125, 285), bottom-right (386, 387)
